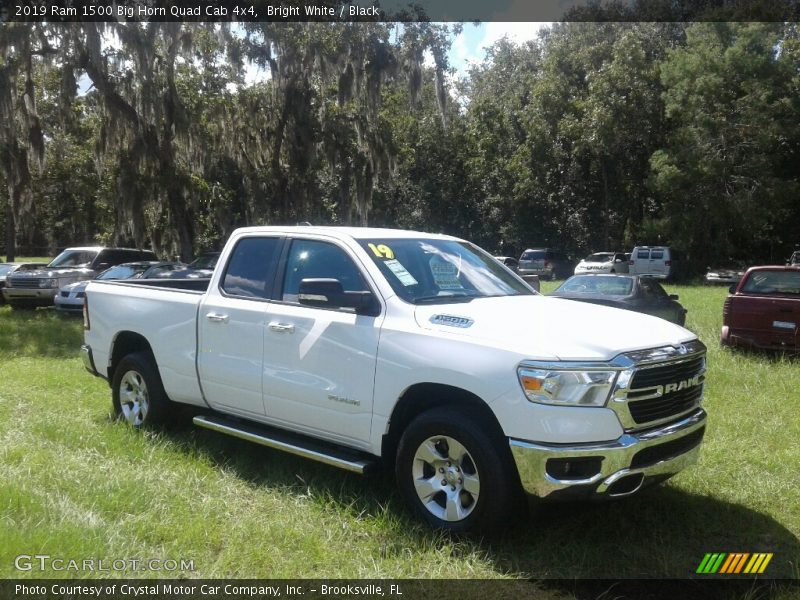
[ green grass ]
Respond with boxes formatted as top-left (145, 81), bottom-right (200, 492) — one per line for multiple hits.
top-left (0, 288), bottom-right (798, 591)
top-left (6, 256), bottom-right (53, 264)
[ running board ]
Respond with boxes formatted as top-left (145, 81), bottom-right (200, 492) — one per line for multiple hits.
top-left (193, 415), bottom-right (376, 475)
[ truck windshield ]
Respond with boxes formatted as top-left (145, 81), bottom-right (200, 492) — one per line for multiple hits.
top-left (48, 250), bottom-right (99, 268)
top-left (358, 238), bottom-right (534, 304)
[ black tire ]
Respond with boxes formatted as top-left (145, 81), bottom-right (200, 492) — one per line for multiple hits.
top-left (111, 352), bottom-right (172, 428)
top-left (395, 406), bottom-right (521, 533)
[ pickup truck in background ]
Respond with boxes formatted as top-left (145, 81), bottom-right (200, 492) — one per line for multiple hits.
top-left (82, 227), bottom-right (708, 531)
top-left (721, 265), bottom-right (800, 351)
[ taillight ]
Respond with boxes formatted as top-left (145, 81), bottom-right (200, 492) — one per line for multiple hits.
top-left (629, 260), bottom-right (635, 265)
top-left (83, 295), bottom-right (90, 330)
top-left (545, 261), bottom-right (553, 269)
top-left (665, 260), bottom-right (672, 266)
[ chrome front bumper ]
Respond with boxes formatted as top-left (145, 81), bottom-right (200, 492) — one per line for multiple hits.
top-left (3, 287), bottom-right (58, 305)
top-left (510, 408), bottom-right (706, 500)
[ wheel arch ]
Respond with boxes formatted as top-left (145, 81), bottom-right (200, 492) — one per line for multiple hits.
top-left (108, 331), bottom-right (154, 383)
top-left (382, 382), bottom-right (507, 464)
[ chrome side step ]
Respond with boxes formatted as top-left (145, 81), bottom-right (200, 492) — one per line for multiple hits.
top-left (193, 415), bottom-right (376, 474)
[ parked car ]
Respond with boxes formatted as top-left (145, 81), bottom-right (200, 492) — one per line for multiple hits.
top-left (574, 252), bottom-right (630, 275)
top-left (549, 274), bottom-right (688, 326)
top-left (494, 256), bottom-right (540, 292)
top-left (518, 248), bottom-right (573, 281)
top-left (705, 264), bottom-right (747, 286)
top-left (721, 266), bottom-right (800, 351)
top-left (160, 251), bottom-right (220, 279)
top-left (3, 247), bottom-right (158, 309)
top-left (0, 262), bottom-right (49, 304)
top-left (55, 262), bottom-right (184, 313)
top-left (494, 256), bottom-right (519, 272)
top-left (83, 226), bottom-right (707, 532)
top-left (628, 246), bottom-right (680, 280)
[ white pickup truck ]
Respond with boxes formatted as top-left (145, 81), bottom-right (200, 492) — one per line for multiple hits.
top-left (82, 226), bottom-right (707, 532)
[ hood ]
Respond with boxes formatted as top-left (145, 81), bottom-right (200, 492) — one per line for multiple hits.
top-left (59, 280), bottom-right (90, 293)
top-left (10, 267), bottom-right (95, 279)
top-left (414, 295), bottom-right (694, 362)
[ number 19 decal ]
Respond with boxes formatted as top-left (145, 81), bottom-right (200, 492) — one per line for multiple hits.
top-left (368, 243), bottom-right (395, 260)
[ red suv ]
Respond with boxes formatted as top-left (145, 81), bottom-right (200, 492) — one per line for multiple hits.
top-left (721, 266), bottom-right (800, 351)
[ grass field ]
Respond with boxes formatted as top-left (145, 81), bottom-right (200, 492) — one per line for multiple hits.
top-left (0, 280), bottom-right (798, 593)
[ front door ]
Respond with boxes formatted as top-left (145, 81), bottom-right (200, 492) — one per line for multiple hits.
top-left (262, 238), bottom-right (381, 446)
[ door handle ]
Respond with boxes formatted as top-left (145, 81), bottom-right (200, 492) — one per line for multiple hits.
top-left (206, 312), bottom-right (230, 323)
top-left (269, 322), bottom-right (295, 334)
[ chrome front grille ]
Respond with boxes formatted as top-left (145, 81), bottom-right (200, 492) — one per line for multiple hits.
top-left (629, 356), bottom-right (705, 390)
top-left (628, 386), bottom-right (703, 424)
top-left (609, 341), bottom-right (707, 431)
top-left (8, 277), bottom-right (42, 289)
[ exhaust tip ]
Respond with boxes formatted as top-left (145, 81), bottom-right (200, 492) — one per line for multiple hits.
top-left (605, 473), bottom-right (645, 497)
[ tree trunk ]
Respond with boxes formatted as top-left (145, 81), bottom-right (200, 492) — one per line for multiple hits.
top-left (5, 199), bottom-right (15, 262)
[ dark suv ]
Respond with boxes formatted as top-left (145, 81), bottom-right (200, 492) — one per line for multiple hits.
top-left (3, 246), bottom-right (158, 308)
top-left (518, 248), bottom-right (574, 281)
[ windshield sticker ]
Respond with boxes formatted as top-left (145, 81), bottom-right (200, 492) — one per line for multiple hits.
top-left (368, 243), bottom-right (395, 260)
top-left (384, 259), bottom-right (418, 286)
top-left (430, 256), bottom-right (464, 290)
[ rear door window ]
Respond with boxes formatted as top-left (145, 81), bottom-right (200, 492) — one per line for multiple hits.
top-left (636, 249), bottom-right (650, 259)
top-left (651, 249), bottom-right (665, 260)
top-left (221, 237), bottom-right (282, 299)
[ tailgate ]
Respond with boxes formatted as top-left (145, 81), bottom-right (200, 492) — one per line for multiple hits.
top-left (730, 295), bottom-right (799, 346)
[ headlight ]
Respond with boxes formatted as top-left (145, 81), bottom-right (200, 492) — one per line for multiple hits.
top-left (39, 278), bottom-right (59, 288)
top-left (517, 366), bottom-right (618, 407)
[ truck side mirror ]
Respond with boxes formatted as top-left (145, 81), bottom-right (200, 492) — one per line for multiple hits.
top-left (298, 278), bottom-right (377, 315)
top-left (729, 284), bottom-right (737, 294)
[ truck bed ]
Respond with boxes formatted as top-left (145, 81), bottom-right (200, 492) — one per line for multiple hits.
top-left (84, 279), bottom-right (208, 406)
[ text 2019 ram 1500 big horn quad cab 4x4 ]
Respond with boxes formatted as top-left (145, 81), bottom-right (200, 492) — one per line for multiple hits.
top-left (82, 227), bottom-right (708, 531)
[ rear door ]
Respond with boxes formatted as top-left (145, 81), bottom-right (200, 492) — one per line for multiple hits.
top-left (197, 235), bottom-right (284, 417)
top-left (261, 237), bottom-right (382, 446)
top-left (648, 248), bottom-right (667, 277)
top-left (632, 248), bottom-right (650, 275)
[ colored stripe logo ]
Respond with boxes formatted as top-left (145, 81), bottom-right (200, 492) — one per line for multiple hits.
top-left (696, 553), bottom-right (773, 574)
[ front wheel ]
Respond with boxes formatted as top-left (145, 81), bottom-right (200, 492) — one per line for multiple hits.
top-left (396, 407), bottom-right (521, 533)
top-left (111, 352), bottom-right (172, 427)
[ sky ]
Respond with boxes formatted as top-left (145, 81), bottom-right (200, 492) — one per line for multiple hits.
top-left (446, 22), bottom-right (551, 77)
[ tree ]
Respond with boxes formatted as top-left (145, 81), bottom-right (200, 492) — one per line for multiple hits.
top-left (651, 22), bottom-right (800, 268)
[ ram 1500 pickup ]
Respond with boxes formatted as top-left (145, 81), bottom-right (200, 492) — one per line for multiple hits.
top-left (82, 227), bottom-right (708, 531)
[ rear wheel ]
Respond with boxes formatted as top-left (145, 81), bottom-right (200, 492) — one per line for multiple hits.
top-left (396, 406), bottom-right (520, 533)
top-left (112, 352), bottom-right (171, 427)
